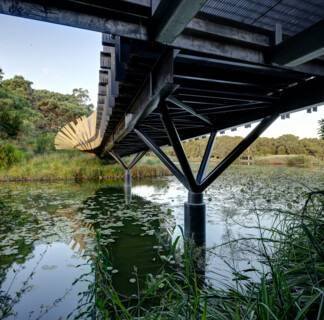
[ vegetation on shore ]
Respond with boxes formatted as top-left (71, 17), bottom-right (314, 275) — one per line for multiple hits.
top-left (1, 67), bottom-right (323, 180)
top-left (75, 190), bottom-right (324, 319)
top-left (0, 152), bottom-right (169, 181)
top-left (179, 134), bottom-right (324, 163)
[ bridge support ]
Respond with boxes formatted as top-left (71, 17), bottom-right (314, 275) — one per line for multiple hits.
top-left (185, 192), bottom-right (206, 245)
top-left (108, 150), bottom-right (147, 203)
top-left (135, 101), bottom-right (278, 245)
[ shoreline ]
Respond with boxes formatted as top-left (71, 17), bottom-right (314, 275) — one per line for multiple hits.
top-left (0, 153), bottom-right (322, 183)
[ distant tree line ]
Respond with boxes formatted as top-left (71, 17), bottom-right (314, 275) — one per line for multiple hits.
top-left (172, 134), bottom-right (324, 161)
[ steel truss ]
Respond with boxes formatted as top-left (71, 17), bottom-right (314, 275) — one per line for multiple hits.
top-left (135, 100), bottom-right (279, 244)
top-left (109, 150), bottom-right (147, 188)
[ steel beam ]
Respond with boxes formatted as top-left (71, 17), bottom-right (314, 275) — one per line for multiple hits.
top-left (101, 48), bottom-right (178, 156)
top-left (0, 0), bottom-right (149, 40)
top-left (109, 150), bottom-right (128, 170)
top-left (150, 0), bottom-right (207, 43)
top-left (270, 19), bottom-right (324, 67)
top-left (196, 130), bottom-right (217, 184)
top-left (278, 77), bottom-right (324, 114)
top-left (159, 103), bottom-right (198, 192)
top-left (134, 128), bottom-right (189, 189)
top-left (199, 115), bottom-right (278, 190)
top-left (128, 150), bottom-right (147, 169)
top-left (166, 96), bottom-right (213, 125)
top-left (186, 17), bottom-right (270, 47)
top-left (1, 1), bottom-right (324, 76)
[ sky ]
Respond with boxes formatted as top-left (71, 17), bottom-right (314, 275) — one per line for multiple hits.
top-left (0, 14), bottom-right (323, 139)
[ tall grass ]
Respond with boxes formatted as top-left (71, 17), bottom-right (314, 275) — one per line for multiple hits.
top-left (73, 190), bottom-right (324, 319)
top-left (253, 155), bottom-right (321, 166)
top-left (0, 152), bottom-right (170, 181)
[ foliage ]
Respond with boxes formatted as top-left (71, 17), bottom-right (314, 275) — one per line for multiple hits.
top-left (0, 69), bottom-right (94, 159)
top-left (73, 191), bottom-right (324, 319)
top-left (0, 153), bottom-right (169, 181)
top-left (180, 134), bottom-right (324, 161)
top-left (32, 133), bottom-right (55, 154)
top-left (319, 119), bottom-right (324, 140)
top-left (2, 76), bottom-right (35, 107)
top-left (34, 88), bottom-right (94, 132)
top-left (0, 144), bottom-right (24, 168)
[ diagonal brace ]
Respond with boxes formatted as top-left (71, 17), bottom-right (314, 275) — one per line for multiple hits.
top-left (196, 130), bottom-right (217, 184)
top-left (199, 114), bottom-right (278, 190)
top-left (128, 150), bottom-right (147, 169)
top-left (109, 150), bottom-right (147, 170)
top-left (134, 128), bottom-right (189, 190)
top-left (166, 95), bottom-right (213, 125)
top-left (159, 102), bottom-right (199, 192)
top-left (109, 150), bottom-right (128, 170)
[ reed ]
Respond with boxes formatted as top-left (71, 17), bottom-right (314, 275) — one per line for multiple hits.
top-left (253, 154), bottom-right (321, 165)
top-left (0, 152), bottom-right (170, 181)
top-left (74, 190), bottom-right (324, 319)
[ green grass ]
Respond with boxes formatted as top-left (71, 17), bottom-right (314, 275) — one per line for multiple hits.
top-left (253, 155), bottom-right (322, 166)
top-left (0, 151), bottom-right (170, 181)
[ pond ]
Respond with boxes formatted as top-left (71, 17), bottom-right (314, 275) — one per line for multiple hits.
top-left (0, 165), bottom-right (323, 319)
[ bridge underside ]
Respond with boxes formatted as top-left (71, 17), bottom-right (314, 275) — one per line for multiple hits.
top-left (3, 0), bottom-right (324, 244)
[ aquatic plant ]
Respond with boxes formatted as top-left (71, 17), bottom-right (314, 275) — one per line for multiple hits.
top-left (73, 189), bottom-right (324, 319)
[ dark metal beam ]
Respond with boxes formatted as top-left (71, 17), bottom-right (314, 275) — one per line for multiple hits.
top-left (0, 0), bottom-right (149, 40)
top-left (109, 150), bottom-right (128, 170)
top-left (128, 150), bottom-right (147, 169)
top-left (177, 90), bottom-right (280, 103)
top-left (278, 77), bottom-right (324, 114)
top-left (159, 102), bottom-right (198, 192)
top-left (1, 1), bottom-right (324, 76)
top-left (270, 19), bottom-right (324, 67)
top-left (150, 0), bottom-right (207, 43)
top-left (199, 115), bottom-right (278, 190)
top-left (134, 128), bottom-right (189, 189)
top-left (185, 17), bottom-right (270, 47)
top-left (101, 48), bottom-right (178, 156)
top-left (166, 96), bottom-right (213, 125)
top-left (196, 130), bottom-right (217, 184)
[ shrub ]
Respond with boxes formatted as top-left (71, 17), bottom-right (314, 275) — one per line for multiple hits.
top-left (33, 133), bottom-right (55, 154)
top-left (0, 144), bottom-right (24, 168)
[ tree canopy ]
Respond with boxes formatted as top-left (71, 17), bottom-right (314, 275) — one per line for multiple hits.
top-left (180, 134), bottom-right (324, 160)
top-left (318, 119), bottom-right (324, 140)
top-left (0, 70), bottom-right (94, 153)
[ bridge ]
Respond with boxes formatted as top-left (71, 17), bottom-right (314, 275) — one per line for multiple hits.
top-left (2, 0), bottom-right (324, 244)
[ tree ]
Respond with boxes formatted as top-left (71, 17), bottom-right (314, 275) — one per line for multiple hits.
top-left (35, 89), bottom-right (93, 132)
top-left (318, 119), bottom-right (324, 140)
top-left (2, 76), bottom-right (35, 107)
top-left (0, 68), bottom-right (3, 82)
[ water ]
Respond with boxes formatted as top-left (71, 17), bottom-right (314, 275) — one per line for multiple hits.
top-left (0, 165), bottom-right (323, 318)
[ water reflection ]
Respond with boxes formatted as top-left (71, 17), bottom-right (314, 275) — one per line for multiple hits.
top-left (0, 166), bottom-right (322, 317)
top-left (0, 180), bottom-right (173, 318)
top-left (124, 186), bottom-right (132, 205)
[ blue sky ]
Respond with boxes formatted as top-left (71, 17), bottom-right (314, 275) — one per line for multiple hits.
top-left (0, 14), bottom-right (323, 139)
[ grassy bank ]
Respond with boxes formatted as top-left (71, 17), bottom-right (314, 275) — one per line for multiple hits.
top-left (0, 152), bottom-right (322, 182)
top-left (0, 152), bottom-right (170, 181)
top-left (253, 154), bottom-right (322, 165)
